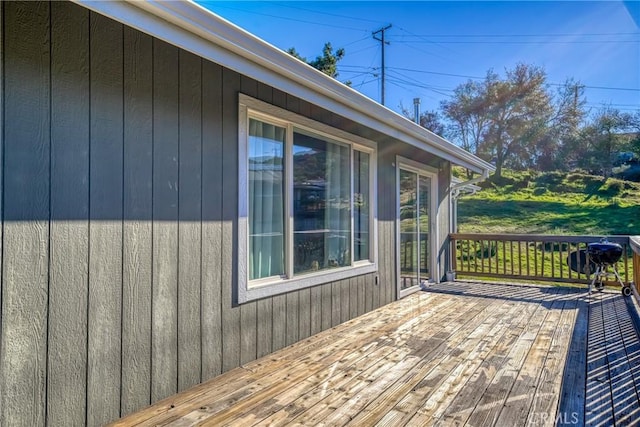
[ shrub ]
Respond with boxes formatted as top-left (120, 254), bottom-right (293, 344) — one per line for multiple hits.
top-left (535, 171), bottom-right (564, 188)
top-left (599, 180), bottom-right (624, 198)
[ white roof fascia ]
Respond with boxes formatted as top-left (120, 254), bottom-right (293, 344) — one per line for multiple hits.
top-left (73, 0), bottom-right (494, 175)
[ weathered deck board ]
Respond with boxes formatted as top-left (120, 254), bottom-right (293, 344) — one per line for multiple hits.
top-left (108, 282), bottom-right (640, 427)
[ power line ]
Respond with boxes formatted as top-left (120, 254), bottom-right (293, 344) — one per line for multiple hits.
top-left (388, 39), bottom-right (639, 45)
top-left (207, 4), bottom-right (371, 32)
top-left (396, 26), bottom-right (462, 59)
top-left (344, 67), bottom-right (639, 109)
top-left (385, 69), bottom-right (455, 98)
top-left (341, 65), bottom-right (640, 96)
top-left (390, 31), bottom-right (639, 38)
top-left (386, 66), bottom-right (484, 80)
top-left (580, 85), bottom-right (640, 92)
top-left (338, 70), bottom-right (374, 80)
top-left (353, 77), bottom-right (379, 90)
top-left (341, 36), bottom-right (374, 48)
top-left (263, 1), bottom-right (388, 26)
top-left (384, 66), bottom-right (640, 92)
top-left (345, 44), bottom-right (379, 56)
top-left (585, 104), bottom-right (640, 111)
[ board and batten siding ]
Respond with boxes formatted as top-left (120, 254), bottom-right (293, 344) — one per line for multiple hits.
top-left (0, 2), bottom-right (396, 426)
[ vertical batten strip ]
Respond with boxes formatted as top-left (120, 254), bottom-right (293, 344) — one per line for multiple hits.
top-left (0, 2), bottom-right (3, 416)
top-left (1, 3), bottom-right (50, 426)
top-left (201, 60), bottom-right (223, 380)
top-left (121, 26), bottom-right (153, 415)
top-left (87, 12), bottom-right (124, 426)
top-left (177, 49), bottom-right (203, 391)
top-left (221, 67), bottom-right (241, 372)
top-left (151, 38), bottom-right (180, 401)
top-left (48, 3), bottom-right (90, 425)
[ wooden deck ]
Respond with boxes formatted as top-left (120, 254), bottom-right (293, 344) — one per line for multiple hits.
top-left (110, 281), bottom-right (640, 426)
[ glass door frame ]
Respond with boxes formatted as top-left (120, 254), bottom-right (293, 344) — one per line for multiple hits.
top-left (396, 156), bottom-right (439, 299)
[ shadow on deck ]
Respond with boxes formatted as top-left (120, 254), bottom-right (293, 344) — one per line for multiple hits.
top-left (109, 281), bottom-right (640, 427)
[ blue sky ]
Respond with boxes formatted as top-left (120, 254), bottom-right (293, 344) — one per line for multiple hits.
top-left (199, 1), bottom-right (639, 118)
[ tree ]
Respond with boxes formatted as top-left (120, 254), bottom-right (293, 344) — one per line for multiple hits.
top-left (287, 42), bottom-right (348, 83)
top-left (420, 110), bottom-right (446, 137)
top-left (629, 111), bottom-right (640, 158)
top-left (400, 105), bottom-right (446, 137)
top-left (483, 64), bottom-right (553, 176)
top-left (578, 107), bottom-right (634, 177)
top-left (441, 79), bottom-right (490, 158)
top-left (441, 64), bottom-right (554, 177)
top-left (534, 80), bottom-right (586, 171)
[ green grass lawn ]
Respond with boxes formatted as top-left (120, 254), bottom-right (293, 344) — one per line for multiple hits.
top-left (455, 170), bottom-right (639, 286)
top-left (457, 170), bottom-right (640, 236)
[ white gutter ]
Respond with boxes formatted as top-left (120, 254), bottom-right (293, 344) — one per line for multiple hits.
top-left (72, 0), bottom-right (494, 176)
top-left (449, 171), bottom-right (489, 235)
top-left (450, 170), bottom-right (490, 197)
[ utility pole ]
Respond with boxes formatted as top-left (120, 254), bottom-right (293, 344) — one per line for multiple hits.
top-left (573, 83), bottom-right (584, 110)
top-left (373, 24), bottom-right (391, 106)
top-left (413, 98), bottom-right (421, 125)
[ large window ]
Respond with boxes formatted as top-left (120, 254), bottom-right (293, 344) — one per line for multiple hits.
top-left (239, 95), bottom-right (377, 302)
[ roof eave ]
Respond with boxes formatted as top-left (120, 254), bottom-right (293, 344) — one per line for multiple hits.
top-left (73, 0), bottom-right (495, 175)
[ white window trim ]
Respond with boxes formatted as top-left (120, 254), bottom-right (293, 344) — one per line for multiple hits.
top-left (238, 94), bottom-right (378, 303)
top-left (396, 156), bottom-right (440, 299)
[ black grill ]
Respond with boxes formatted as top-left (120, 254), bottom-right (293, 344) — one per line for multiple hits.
top-left (566, 238), bottom-right (630, 296)
top-left (587, 241), bottom-right (623, 265)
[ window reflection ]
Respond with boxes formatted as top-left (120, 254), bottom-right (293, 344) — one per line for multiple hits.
top-left (248, 119), bottom-right (285, 280)
top-left (354, 151), bottom-right (370, 262)
top-left (293, 130), bottom-right (351, 274)
top-left (399, 169), bottom-right (431, 290)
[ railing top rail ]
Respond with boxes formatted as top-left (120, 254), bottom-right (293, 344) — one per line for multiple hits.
top-left (450, 233), bottom-right (630, 245)
top-left (631, 236), bottom-right (640, 253)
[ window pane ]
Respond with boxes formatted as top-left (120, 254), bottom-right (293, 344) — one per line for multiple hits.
top-left (249, 119), bottom-right (285, 280)
top-left (354, 151), bottom-right (370, 262)
top-left (293, 130), bottom-right (351, 274)
top-left (419, 175), bottom-right (431, 281)
top-left (399, 170), bottom-right (419, 290)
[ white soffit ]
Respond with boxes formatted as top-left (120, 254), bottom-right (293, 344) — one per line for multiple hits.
top-left (73, 0), bottom-right (494, 175)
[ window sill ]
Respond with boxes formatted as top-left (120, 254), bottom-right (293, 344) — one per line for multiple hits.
top-left (239, 262), bottom-right (378, 304)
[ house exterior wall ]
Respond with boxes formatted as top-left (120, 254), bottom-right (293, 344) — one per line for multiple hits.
top-left (0, 2), bottom-right (452, 426)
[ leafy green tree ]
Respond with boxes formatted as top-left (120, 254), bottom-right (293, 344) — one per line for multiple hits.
top-left (534, 80), bottom-right (586, 171)
top-left (400, 105), bottom-right (446, 137)
top-left (441, 64), bottom-right (591, 176)
top-left (482, 64), bottom-right (553, 176)
top-left (442, 64), bottom-right (554, 177)
top-left (629, 111), bottom-right (640, 158)
top-left (287, 42), bottom-right (349, 84)
top-left (441, 79), bottom-right (489, 159)
top-left (578, 107), bottom-right (634, 177)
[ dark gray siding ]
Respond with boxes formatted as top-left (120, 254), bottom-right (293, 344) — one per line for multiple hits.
top-left (0, 2), bottom-right (451, 426)
top-left (122, 24), bottom-right (153, 415)
top-left (49, 3), bottom-right (90, 425)
top-left (2, 3), bottom-right (50, 426)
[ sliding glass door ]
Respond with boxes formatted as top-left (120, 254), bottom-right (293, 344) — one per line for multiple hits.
top-left (398, 161), bottom-right (436, 297)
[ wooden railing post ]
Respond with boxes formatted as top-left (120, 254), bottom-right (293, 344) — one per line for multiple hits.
top-left (451, 235), bottom-right (457, 274)
top-left (631, 237), bottom-right (640, 294)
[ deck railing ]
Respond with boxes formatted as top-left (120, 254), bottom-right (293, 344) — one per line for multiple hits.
top-left (632, 237), bottom-right (640, 293)
top-left (450, 233), bottom-right (637, 291)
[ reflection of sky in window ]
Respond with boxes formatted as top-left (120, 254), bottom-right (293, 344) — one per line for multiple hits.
top-left (293, 145), bottom-right (314, 155)
top-left (249, 136), bottom-right (283, 160)
top-left (248, 137), bottom-right (315, 158)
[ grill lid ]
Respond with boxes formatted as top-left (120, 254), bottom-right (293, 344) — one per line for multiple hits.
top-left (587, 238), bottom-right (623, 265)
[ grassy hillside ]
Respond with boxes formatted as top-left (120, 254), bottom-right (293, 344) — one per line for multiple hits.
top-left (457, 170), bottom-right (640, 236)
